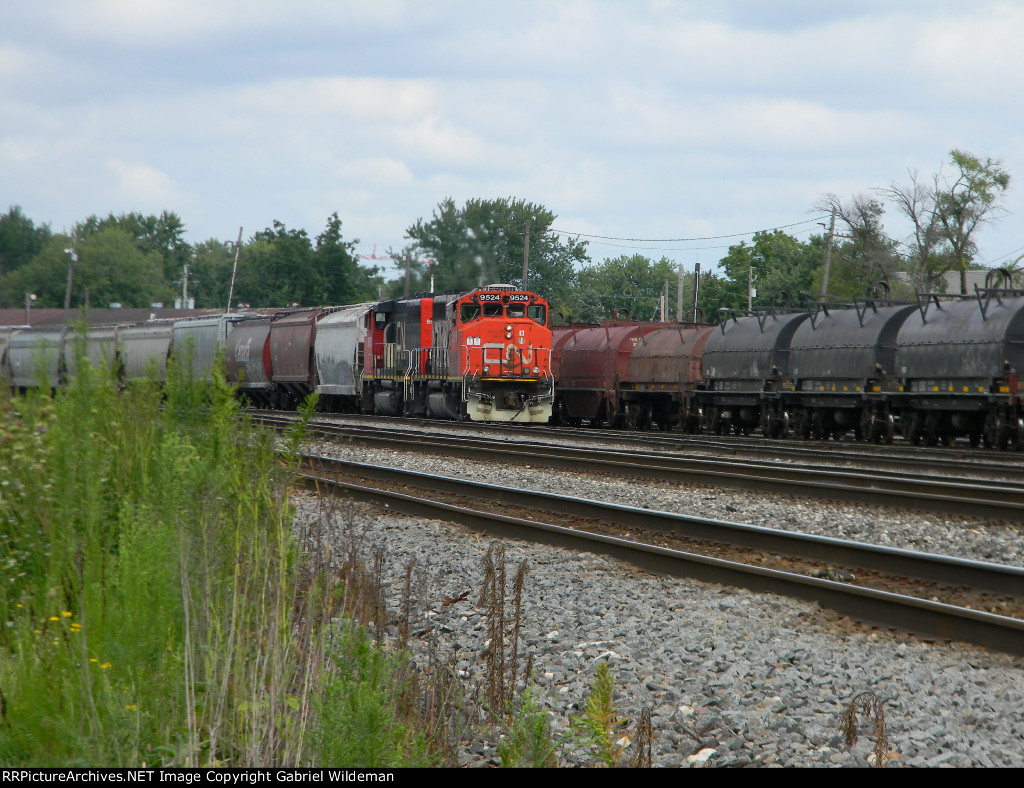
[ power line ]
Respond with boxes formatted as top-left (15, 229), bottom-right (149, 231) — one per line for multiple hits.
top-left (982, 243), bottom-right (1024, 267)
top-left (574, 224), bottom-right (821, 253)
top-left (550, 216), bottom-right (829, 243)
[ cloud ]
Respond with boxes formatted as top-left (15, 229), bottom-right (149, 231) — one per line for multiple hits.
top-left (2, 1), bottom-right (1023, 267)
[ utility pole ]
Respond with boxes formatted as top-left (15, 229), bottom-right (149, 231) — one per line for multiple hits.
top-left (226, 227), bottom-right (242, 313)
top-left (63, 233), bottom-right (78, 311)
top-left (521, 219), bottom-right (531, 289)
top-left (692, 263), bottom-right (701, 323)
top-left (820, 207), bottom-right (837, 297)
top-left (676, 264), bottom-right (684, 323)
top-left (25, 292), bottom-right (36, 325)
top-left (747, 264), bottom-right (756, 311)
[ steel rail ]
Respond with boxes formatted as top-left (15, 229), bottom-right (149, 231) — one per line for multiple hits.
top-left (302, 455), bottom-right (1024, 597)
top-left (266, 415), bottom-right (1024, 521)
top-left (257, 409), bottom-right (1024, 478)
top-left (296, 458), bottom-right (1024, 657)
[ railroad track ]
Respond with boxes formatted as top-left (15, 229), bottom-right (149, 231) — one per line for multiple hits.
top-left (264, 409), bottom-right (1024, 479)
top-left (259, 413), bottom-right (1024, 521)
top-left (297, 453), bottom-right (1024, 657)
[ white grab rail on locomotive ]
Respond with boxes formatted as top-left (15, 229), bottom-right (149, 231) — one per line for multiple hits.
top-left (382, 342), bottom-right (410, 375)
top-left (403, 346), bottom-right (450, 401)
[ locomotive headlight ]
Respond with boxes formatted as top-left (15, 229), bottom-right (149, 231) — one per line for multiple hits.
top-left (483, 365), bottom-right (490, 373)
top-left (505, 324), bottom-right (512, 331)
top-left (533, 366), bottom-right (539, 374)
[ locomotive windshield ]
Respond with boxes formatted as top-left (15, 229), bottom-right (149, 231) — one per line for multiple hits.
top-left (458, 295), bottom-right (547, 325)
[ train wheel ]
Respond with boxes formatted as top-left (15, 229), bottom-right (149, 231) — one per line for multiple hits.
top-left (884, 415), bottom-right (895, 444)
top-left (907, 412), bottom-right (923, 445)
top-left (1014, 418), bottom-right (1024, 451)
top-left (923, 413), bottom-right (939, 446)
top-left (983, 413), bottom-right (1002, 449)
top-left (793, 410), bottom-right (810, 440)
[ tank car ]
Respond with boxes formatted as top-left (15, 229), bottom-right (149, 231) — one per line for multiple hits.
top-left (362, 285), bottom-right (553, 422)
top-left (551, 315), bottom-right (713, 429)
top-left (893, 284), bottom-right (1024, 448)
top-left (782, 297), bottom-right (918, 442)
top-left (698, 306), bottom-right (810, 435)
top-left (625, 322), bottom-right (714, 431)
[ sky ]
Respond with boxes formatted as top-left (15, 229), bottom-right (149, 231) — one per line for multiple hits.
top-left (3, 0), bottom-right (1024, 280)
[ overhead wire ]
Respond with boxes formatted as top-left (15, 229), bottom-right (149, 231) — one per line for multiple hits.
top-left (550, 215), bottom-right (829, 243)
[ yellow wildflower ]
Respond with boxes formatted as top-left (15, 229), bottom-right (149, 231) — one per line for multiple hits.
top-left (100, 663), bottom-right (112, 669)
top-left (61, 611), bottom-right (72, 617)
top-left (126, 704), bottom-right (137, 711)
top-left (48, 616), bottom-right (59, 621)
top-left (89, 658), bottom-right (98, 663)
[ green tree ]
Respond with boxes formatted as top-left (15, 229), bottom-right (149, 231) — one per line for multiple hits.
top-left (315, 212), bottom-right (383, 304)
top-left (814, 194), bottom-right (902, 299)
top-left (77, 210), bottom-right (192, 282)
top-left (188, 239), bottom-right (236, 309)
top-left (576, 254), bottom-right (678, 321)
top-left (403, 197), bottom-right (585, 311)
top-left (236, 215), bottom-right (381, 307)
top-left (718, 230), bottom-right (826, 307)
top-left (0, 227), bottom-right (171, 308)
top-left (935, 149), bottom-right (1011, 294)
top-left (0, 206), bottom-right (51, 278)
top-left (237, 221), bottom-right (316, 306)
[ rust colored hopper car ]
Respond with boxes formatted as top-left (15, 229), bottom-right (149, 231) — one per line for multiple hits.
top-left (225, 315), bottom-right (274, 406)
top-left (551, 317), bottom-right (712, 428)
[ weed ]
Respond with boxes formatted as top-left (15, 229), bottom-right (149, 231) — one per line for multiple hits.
top-left (840, 691), bottom-right (889, 767)
top-left (630, 707), bottom-right (653, 768)
top-left (571, 661), bottom-right (631, 768)
top-left (498, 681), bottom-right (558, 768)
top-left (479, 543), bottom-right (529, 719)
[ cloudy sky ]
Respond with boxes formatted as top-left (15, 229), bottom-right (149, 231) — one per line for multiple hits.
top-left (3, 1), bottom-right (1024, 279)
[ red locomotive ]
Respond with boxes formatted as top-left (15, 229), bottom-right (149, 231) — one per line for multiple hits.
top-left (361, 284), bottom-right (553, 422)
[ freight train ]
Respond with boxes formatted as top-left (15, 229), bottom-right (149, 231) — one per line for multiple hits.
top-left (552, 273), bottom-right (1024, 449)
top-left (0, 284), bottom-right (555, 423)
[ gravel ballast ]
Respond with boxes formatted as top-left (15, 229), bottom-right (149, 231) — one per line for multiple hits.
top-left (293, 439), bottom-right (1024, 768)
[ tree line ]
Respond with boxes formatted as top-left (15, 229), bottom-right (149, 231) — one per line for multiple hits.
top-left (0, 149), bottom-right (1012, 322)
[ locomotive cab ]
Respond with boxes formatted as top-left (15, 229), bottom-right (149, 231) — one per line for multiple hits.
top-left (453, 285), bottom-right (553, 422)
top-left (361, 284), bottom-right (554, 422)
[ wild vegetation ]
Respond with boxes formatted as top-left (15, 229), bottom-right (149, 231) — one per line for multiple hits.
top-left (0, 349), bottom-right (660, 767)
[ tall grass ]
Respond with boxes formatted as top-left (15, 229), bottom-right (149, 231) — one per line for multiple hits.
top-left (0, 340), bottom-right (658, 768)
top-left (0, 347), bottom-right (321, 766)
